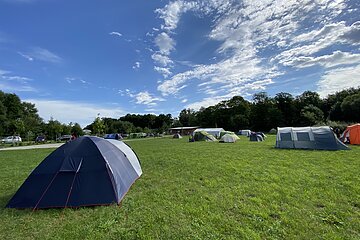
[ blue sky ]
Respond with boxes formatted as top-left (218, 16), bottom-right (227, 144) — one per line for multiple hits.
top-left (1, 0), bottom-right (360, 127)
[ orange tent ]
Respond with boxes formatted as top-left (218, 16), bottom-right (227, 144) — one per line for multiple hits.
top-left (342, 124), bottom-right (360, 145)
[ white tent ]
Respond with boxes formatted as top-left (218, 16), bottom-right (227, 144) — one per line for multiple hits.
top-left (220, 134), bottom-right (239, 143)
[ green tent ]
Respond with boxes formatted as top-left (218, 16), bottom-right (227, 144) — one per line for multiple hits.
top-left (193, 131), bottom-right (217, 142)
top-left (219, 131), bottom-right (237, 138)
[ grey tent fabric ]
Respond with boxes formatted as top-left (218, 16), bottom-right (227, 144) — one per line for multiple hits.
top-left (6, 136), bottom-right (142, 209)
top-left (173, 133), bottom-right (182, 139)
top-left (249, 133), bottom-right (264, 142)
top-left (276, 126), bottom-right (349, 150)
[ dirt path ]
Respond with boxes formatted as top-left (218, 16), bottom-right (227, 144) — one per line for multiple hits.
top-left (0, 143), bottom-right (64, 151)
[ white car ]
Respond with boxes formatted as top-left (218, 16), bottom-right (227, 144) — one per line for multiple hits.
top-left (1, 136), bottom-right (22, 144)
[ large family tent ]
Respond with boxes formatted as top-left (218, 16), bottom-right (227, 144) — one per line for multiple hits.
top-left (192, 131), bottom-right (217, 142)
top-left (341, 124), bottom-right (360, 145)
top-left (194, 128), bottom-right (224, 138)
top-left (6, 136), bottom-right (142, 209)
top-left (276, 126), bottom-right (349, 150)
top-left (220, 134), bottom-right (239, 143)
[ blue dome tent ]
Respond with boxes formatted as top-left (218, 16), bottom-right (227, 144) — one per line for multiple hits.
top-left (6, 136), bottom-right (142, 209)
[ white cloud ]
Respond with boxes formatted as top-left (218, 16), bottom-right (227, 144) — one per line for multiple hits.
top-left (276, 21), bottom-right (360, 66)
top-left (25, 47), bottom-right (62, 63)
top-left (0, 69), bottom-right (35, 92)
top-left (154, 66), bottom-right (172, 78)
top-left (151, 53), bottom-right (173, 67)
top-left (133, 91), bottom-right (165, 106)
top-left (132, 61), bottom-right (141, 69)
top-left (154, 32), bottom-right (175, 55)
top-left (109, 31), bottom-right (122, 37)
top-left (155, 1), bottom-right (198, 31)
top-left (317, 64), bottom-right (360, 97)
top-left (65, 77), bottom-right (89, 85)
top-left (282, 51), bottom-right (360, 68)
top-left (181, 98), bottom-right (188, 103)
top-left (18, 52), bottom-right (34, 61)
top-left (153, 0), bottom-right (357, 107)
top-left (25, 99), bottom-right (126, 128)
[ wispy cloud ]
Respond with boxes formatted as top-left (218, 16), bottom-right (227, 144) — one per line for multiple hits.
top-left (65, 77), bottom-right (90, 85)
top-left (154, 32), bottom-right (175, 55)
top-left (132, 91), bottom-right (165, 106)
top-left (132, 61), bottom-right (141, 70)
top-left (109, 31), bottom-right (123, 37)
top-left (18, 52), bottom-right (34, 61)
top-left (154, 0), bottom-right (357, 110)
top-left (317, 64), bottom-right (360, 98)
top-left (0, 69), bottom-right (35, 92)
top-left (154, 66), bottom-right (172, 78)
top-left (23, 47), bottom-right (62, 63)
top-left (25, 99), bottom-right (126, 128)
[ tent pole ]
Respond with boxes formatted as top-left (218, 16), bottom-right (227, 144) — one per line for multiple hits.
top-left (33, 171), bottom-right (60, 211)
top-left (64, 159), bottom-right (82, 208)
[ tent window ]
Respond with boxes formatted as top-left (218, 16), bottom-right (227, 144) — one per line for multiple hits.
top-left (297, 132), bottom-right (310, 141)
top-left (280, 132), bottom-right (292, 141)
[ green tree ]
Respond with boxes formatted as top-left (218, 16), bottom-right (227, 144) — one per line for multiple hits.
top-left (45, 118), bottom-right (63, 140)
top-left (93, 117), bottom-right (105, 136)
top-left (71, 123), bottom-right (83, 136)
top-left (274, 92), bottom-right (296, 126)
top-left (341, 93), bottom-right (360, 122)
top-left (300, 105), bottom-right (324, 125)
top-left (179, 109), bottom-right (197, 127)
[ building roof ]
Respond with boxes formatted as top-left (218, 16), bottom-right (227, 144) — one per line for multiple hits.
top-left (169, 126), bottom-right (199, 130)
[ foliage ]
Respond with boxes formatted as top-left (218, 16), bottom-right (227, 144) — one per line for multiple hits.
top-left (92, 117), bottom-right (105, 136)
top-left (0, 137), bottom-right (359, 239)
top-left (341, 93), bottom-right (360, 122)
top-left (178, 88), bottom-right (360, 132)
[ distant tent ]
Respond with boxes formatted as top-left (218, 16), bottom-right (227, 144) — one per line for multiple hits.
top-left (249, 133), bottom-right (264, 142)
top-left (173, 133), bottom-right (183, 139)
top-left (6, 136), bottom-right (142, 209)
top-left (276, 126), bottom-right (349, 150)
top-left (269, 128), bottom-right (277, 134)
top-left (219, 131), bottom-right (236, 138)
top-left (238, 130), bottom-right (251, 137)
top-left (256, 132), bottom-right (267, 139)
top-left (341, 124), bottom-right (360, 145)
top-left (220, 134), bottom-right (239, 143)
top-left (193, 131), bottom-right (217, 142)
top-left (194, 128), bottom-right (224, 138)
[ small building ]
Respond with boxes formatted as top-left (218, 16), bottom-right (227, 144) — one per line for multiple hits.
top-left (169, 126), bottom-right (199, 136)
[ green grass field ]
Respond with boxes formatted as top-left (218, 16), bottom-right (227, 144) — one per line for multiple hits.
top-left (0, 136), bottom-right (359, 239)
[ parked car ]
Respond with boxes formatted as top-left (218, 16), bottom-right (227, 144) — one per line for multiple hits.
top-left (57, 135), bottom-right (71, 141)
top-left (35, 136), bottom-right (46, 142)
top-left (1, 136), bottom-right (22, 144)
top-left (104, 133), bottom-right (122, 140)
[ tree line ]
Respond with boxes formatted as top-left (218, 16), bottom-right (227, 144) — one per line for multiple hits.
top-left (1, 87), bottom-right (359, 140)
top-left (0, 91), bottom-right (83, 140)
top-left (177, 88), bottom-right (360, 132)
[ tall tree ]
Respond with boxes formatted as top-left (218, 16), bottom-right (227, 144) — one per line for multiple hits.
top-left (341, 93), bottom-right (360, 122)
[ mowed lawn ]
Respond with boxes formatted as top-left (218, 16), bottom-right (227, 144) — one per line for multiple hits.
top-left (0, 136), bottom-right (359, 239)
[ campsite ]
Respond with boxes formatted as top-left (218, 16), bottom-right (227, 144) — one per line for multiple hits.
top-left (1, 135), bottom-right (359, 239)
